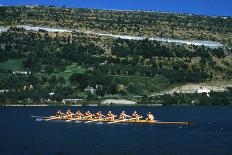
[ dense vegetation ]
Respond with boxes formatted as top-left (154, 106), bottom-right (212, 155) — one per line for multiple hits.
top-left (0, 6), bottom-right (231, 105)
top-left (140, 88), bottom-right (232, 106)
top-left (0, 6), bottom-right (232, 47)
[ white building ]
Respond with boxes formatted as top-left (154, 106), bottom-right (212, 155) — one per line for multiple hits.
top-left (197, 87), bottom-right (210, 96)
top-left (13, 71), bottom-right (31, 75)
top-left (0, 89), bottom-right (9, 93)
top-left (49, 92), bottom-right (55, 96)
top-left (84, 86), bottom-right (96, 94)
top-left (62, 99), bottom-right (82, 104)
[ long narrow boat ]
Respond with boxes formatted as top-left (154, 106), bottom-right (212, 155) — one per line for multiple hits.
top-left (31, 116), bottom-right (192, 125)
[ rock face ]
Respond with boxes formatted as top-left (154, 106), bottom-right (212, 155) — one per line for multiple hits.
top-left (1, 25), bottom-right (224, 48)
top-left (164, 84), bottom-right (228, 95)
top-left (16, 25), bottom-right (72, 33)
top-left (101, 99), bottom-right (136, 105)
top-left (0, 27), bottom-right (9, 33)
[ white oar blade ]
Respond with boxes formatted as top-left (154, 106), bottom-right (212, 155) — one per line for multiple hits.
top-left (108, 118), bottom-right (137, 124)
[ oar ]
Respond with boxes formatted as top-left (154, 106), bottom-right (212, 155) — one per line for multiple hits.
top-left (108, 117), bottom-right (137, 124)
top-left (45, 116), bottom-right (60, 121)
top-left (85, 118), bottom-right (105, 124)
top-left (65, 115), bottom-right (90, 122)
top-left (65, 117), bottom-right (83, 122)
top-left (85, 116), bottom-right (114, 124)
top-left (45, 115), bottom-right (68, 121)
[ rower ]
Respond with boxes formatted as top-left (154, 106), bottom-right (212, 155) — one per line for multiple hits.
top-left (56, 110), bottom-right (65, 117)
top-left (119, 111), bottom-right (131, 120)
top-left (75, 110), bottom-right (84, 119)
top-left (132, 111), bottom-right (143, 120)
top-left (146, 112), bottom-right (155, 122)
top-left (85, 111), bottom-right (93, 120)
top-left (66, 109), bottom-right (73, 118)
top-left (107, 111), bottom-right (117, 121)
top-left (95, 111), bottom-right (105, 119)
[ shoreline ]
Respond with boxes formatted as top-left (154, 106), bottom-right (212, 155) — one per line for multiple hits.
top-left (4, 104), bottom-right (49, 106)
top-left (1, 103), bottom-right (164, 107)
top-left (1, 104), bottom-right (231, 107)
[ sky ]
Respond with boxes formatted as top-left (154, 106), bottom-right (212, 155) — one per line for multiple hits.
top-left (0, 0), bottom-right (231, 17)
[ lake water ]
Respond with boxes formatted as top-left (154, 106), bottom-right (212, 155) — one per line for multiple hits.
top-left (0, 106), bottom-right (232, 155)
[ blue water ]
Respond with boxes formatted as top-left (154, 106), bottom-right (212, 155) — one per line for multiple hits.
top-left (0, 106), bottom-right (232, 155)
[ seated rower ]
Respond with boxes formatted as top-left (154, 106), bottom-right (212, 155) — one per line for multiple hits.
top-left (84, 111), bottom-right (93, 120)
top-left (95, 111), bottom-right (105, 119)
top-left (132, 111), bottom-right (143, 120)
top-left (146, 112), bottom-right (155, 122)
top-left (107, 111), bottom-right (117, 121)
top-left (75, 110), bottom-right (84, 119)
top-left (66, 109), bottom-right (73, 118)
top-left (56, 110), bottom-right (65, 117)
top-left (119, 111), bottom-right (131, 120)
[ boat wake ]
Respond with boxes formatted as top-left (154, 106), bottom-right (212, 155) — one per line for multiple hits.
top-left (35, 118), bottom-right (43, 121)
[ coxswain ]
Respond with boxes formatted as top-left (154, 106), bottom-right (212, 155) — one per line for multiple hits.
top-left (119, 111), bottom-right (131, 120)
top-left (107, 111), bottom-right (117, 121)
top-left (85, 111), bottom-right (93, 120)
top-left (75, 110), bottom-right (84, 119)
top-left (66, 109), bottom-right (73, 118)
top-left (95, 111), bottom-right (105, 119)
top-left (131, 111), bottom-right (143, 120)
top-left (56, 110), bottom-right (65, 117)
top-left (146, 112), bottom-right (155, 122)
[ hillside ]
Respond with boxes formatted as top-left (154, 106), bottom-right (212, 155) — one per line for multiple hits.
top-left (0, 6), bottom-right (231, 105)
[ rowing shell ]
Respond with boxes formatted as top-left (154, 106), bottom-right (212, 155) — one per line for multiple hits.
top-left (31, 116), bottom-right (192, 125)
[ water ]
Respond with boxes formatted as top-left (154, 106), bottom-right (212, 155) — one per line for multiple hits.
top-left (0, 106), bottom-right (232, 155)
